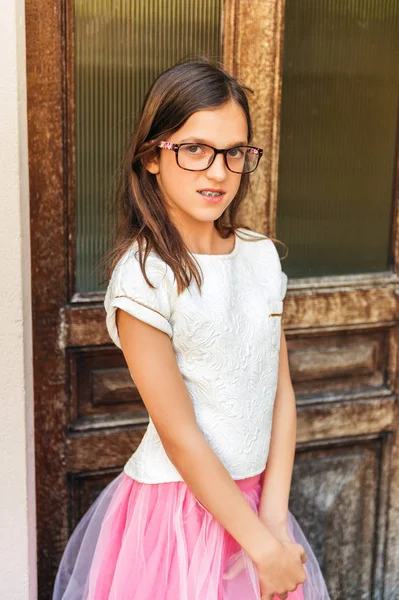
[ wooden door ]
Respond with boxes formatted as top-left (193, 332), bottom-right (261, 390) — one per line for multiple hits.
top-left (274, 3), bottom-right (399, 598)
top-left (26, 1), bottom-right (399, 598)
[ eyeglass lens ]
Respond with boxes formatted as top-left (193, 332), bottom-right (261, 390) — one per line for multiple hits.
top-left (177, 144), bottom-right (259, 174)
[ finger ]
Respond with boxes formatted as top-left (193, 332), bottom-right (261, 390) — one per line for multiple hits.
top-left (278, 594), bottom-right (288, 599)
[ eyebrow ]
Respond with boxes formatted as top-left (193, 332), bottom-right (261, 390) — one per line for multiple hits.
top-left (179, 137), bottom-right (249, 147)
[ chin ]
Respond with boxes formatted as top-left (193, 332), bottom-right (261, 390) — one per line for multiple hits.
top-left (193, 208), bottom-right (226, 222)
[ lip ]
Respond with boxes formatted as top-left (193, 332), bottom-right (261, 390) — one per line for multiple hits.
top-left (197, 189), bottom-right (226, 204)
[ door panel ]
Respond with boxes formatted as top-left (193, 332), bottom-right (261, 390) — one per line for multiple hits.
top-left (69, 468), bottom-right (121, 530)
top-left (288, 330), bottom-right (389, 397)
top-left (67, 347), bottom-right (145, 430)
top-left (291, 435), bottom-right (393, 599)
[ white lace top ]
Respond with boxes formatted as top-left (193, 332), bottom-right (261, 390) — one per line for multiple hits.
top-left (104, 227), bottom-right (288, 483)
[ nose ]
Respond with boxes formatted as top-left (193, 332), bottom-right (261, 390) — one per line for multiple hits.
top-left (206, 152), bottom-right (228, 182)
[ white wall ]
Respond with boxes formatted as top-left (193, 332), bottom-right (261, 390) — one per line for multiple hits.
top-left (0, 0), bottom-right (37, 598)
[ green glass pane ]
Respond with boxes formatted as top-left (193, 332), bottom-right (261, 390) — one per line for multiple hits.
top-left (277, 1), bottom-right (399, 277)
top-left (75, 0), bottom-right (222, 293)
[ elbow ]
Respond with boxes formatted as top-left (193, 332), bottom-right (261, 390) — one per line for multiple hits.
top-left (157, 423), bottom-right (205, 467)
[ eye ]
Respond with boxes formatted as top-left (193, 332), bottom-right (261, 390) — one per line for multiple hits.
top-left (227, 146), bottom-right (245, 159)
top-left (181, 144), bottom-right (207, 155)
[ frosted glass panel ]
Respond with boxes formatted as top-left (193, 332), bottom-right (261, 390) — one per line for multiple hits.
top-left (277, 1), bottom-right (399, 277)
top-left (75, 1), bottom-right (222, 293)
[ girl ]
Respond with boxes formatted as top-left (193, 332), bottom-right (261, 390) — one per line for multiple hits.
top-left (54, 60), bottom-right (331, 600)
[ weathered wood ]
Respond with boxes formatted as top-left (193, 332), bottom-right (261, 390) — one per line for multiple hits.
top-left (296, 396), bottom-right (396, 442)
top-left (67, 428), bottom-right (147, 472)
top-left (68, 468), bottom-right (122, 529)
top-left (223, 0), bottom-right (285, 234)
top-left (65, 282), bottom-right (399, 347)
top-left (288, 329), bottom-right (388, 398)
top-left (65, 0), bottom-right (77, 298)
top-left (26, 1), bottom-right (399, 598)
top-left (284, 283), bottom-right (398, 329)
top-left (291, 434), bottom-right (392, 599)
top-left (25, 0), bottom-right (69, 596)
top-left (67, 346), bottom-right (145, 427)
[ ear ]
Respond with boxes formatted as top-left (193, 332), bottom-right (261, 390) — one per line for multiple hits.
top-left (144, 154), bottom-right (160, 175)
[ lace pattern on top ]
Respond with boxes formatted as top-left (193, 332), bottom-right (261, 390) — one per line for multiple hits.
top-left (104, 227), bottom-right (288, 483)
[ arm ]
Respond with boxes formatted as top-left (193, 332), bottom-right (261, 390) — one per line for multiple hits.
top-left (258, 328), bottom-right (297, 542)
top-left (116, 308), bottom-right (280, 565)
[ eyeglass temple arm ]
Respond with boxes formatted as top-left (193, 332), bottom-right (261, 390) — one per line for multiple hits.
top-left (158, 141), bottom-right (178, 151)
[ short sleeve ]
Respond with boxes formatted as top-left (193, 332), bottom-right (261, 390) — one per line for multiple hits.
top-left (265, 236), bottom-right (288, 302)
top-left (104, 247), bottom-right (174, 349)
top-left (281, 270), bottom-right (288, 301)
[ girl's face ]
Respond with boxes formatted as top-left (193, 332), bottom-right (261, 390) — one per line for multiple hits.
top-left (146, 99), bottom-right (248, 229)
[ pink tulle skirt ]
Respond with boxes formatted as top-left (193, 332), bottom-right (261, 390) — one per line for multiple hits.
top-left (53, 470), bottom-right (330, 599)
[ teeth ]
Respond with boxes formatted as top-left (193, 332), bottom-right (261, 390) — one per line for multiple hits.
top-left (199, 191), bottom-right (222, 197)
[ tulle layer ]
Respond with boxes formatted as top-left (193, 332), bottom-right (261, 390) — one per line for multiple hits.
top-left (53, 471), bottom-right (330, 600)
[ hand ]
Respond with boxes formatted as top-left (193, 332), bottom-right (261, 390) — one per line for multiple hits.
top-left (221, 526), bottom-right (297, 581)
top-left (259, 523), bottom-right (308, 599)
top-left (256, 538), bottom-right (307, 600)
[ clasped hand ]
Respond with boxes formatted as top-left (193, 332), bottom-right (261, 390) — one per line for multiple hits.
top-left (223, 528), bottom-right (307, 600)
top-left (257, 538), bottom-right (307, 600)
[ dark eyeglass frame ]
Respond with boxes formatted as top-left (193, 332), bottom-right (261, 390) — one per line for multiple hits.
top-left (158, 141), bottom-right (263, 174)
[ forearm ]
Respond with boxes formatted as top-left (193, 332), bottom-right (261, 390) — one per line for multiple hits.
top-left (117, 313), bottom-right (280, 565)
top-left (258, 387), bottom-right (297, 531)
top-left (165, 429), bottom-right (280, 564)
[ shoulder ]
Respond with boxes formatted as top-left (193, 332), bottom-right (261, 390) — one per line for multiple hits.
top-left (236, 227), bottom-right (268, 241)
top-left (105, 240), bottom-right (176, 313)
top-left (236, 227), bottom-right (277, 256)
top-left (104, 241), bottom-right (175, 347)
top-left (112, 240), bottom-right (173, 289)
top-left (236, 227), bottom-right (288, 300)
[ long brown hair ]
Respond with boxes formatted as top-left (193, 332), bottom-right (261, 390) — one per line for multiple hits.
top-left (101, 59), bottom-right (287, 294)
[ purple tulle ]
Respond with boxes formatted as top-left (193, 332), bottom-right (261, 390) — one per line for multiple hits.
top-left (53, 471), bottom-right (330, 599)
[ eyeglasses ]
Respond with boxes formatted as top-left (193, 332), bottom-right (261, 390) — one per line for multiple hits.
top-left (158, 141), bottom-right (263, 174)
